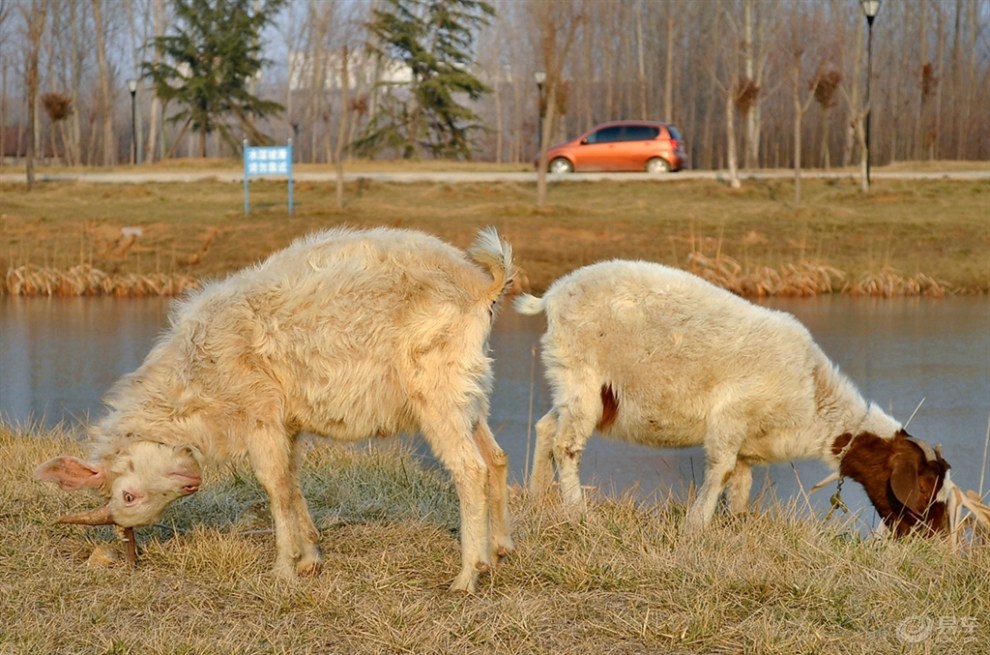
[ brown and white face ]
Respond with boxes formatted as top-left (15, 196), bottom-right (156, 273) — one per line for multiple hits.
top-left (35, 440), bottom-right (202, 528)
top-left (838, 431), bottom-right (951, 537)
top-left (886, 437), bottom-right (951, 537)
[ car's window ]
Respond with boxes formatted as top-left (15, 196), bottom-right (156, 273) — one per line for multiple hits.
top-left (621, 125), bottom-right (660, 141)
top-left (588, 126), bottom-right (624, 144)
top-left (667, 125), bottom-right (683, 142)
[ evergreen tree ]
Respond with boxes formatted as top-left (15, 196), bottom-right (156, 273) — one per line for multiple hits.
top-left (142, 0), bottom-right (286, 157)
top-left (356, 0), bottom-right (494, 160)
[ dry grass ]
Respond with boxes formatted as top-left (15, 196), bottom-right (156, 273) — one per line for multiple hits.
top-left (4, 424), bottom-right (989, 655)
top-left (1, 174), bottom-right (988, 297)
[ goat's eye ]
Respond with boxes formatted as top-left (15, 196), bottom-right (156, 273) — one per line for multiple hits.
top-left (123, 491), bottom-right (136, 504)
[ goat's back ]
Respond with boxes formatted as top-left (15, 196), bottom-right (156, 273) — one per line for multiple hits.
top-left (124, 228), bottom-right (504, 443)
top-left (533, 260), bottom-right (833, 451)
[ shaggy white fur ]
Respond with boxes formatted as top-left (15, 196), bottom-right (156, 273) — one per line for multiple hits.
top-left (37, 226), bottom-right (515, 592)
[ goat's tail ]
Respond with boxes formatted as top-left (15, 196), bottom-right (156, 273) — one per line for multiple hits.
top-left (513, 292), bottom-right (546, 315)
top-left (468, 226), bottom-right (515, 304)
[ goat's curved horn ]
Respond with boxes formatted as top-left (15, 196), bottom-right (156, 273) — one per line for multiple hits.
top-left (909, 437), bottom-right (938, 463)
top-left (56, 504), bottom-right (115, 526)
top-left (810, 471), bottom-right (842, 494)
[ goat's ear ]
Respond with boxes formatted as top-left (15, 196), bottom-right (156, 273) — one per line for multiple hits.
top-left (34, 456), bottom-right (106, 491)
top-left (889, 450), bottom-right (927, 515)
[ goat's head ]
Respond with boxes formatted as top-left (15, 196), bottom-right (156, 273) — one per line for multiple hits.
top-left (35, 440), bottom-right (202, 528)
top-left (833, 430), bottom-right (951, 537)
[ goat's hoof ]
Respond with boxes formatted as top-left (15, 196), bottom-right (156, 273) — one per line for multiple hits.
top-left (449, 573), bottom-right (478, 594)
top-left (494, 539), bottom-right (514, 560)
top-left (296, 558), bottom-right (321, 577)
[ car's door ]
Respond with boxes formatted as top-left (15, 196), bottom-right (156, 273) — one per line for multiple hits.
top-left (577, 125), bottom-right (624, 171)
top-left (615, 124), bottom-right (661, 171)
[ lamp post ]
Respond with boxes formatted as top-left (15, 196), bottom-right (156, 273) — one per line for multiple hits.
top-left (126, 78), bottom-right (138, 165)
top-left (534, 71), bottom-right (546, 151)
top-left (860, 0), bottom-right (880, 189)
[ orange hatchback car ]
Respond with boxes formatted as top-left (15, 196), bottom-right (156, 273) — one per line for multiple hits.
top-left (541, 120), bottom-right (686, 174)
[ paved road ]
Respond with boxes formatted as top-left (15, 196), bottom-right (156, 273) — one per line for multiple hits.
top-left (2, 168), bottom-right (988, 184)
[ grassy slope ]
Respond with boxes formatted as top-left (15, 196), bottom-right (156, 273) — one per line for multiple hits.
top-left (3, 426), bottom-right (987, 655)
top-left (1, 175), bottom-right (988, 294)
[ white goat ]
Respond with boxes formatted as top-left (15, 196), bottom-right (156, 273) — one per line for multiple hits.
top-left (36, 226), bottom-right (515, 592)
top-left (516, 260), bottom-right (967, 537)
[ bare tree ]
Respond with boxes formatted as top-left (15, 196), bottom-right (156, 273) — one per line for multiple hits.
top-left (529, 0), bottom-right (583, 206)
top-left (0, 0), bottom-right (12, 163)
top-left (740, 0), bottom-right (779, 169)
top-left (91, 0), bottom-right (115, 166)
top-left (21, 0), bottom-right (48, 188)
top-left (784, 4), bottom-right (830, 205)
top-left (662, 1), bottom-right (675, 121)
top-left (145, 0), bottom-right (166, 162)
top-left (704, 3), bottom-right (743, 189)
top-left (334, 44), bottom-right (349, 208)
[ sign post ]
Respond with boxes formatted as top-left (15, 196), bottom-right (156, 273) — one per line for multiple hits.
top-left (243, 139), bottom-right (294, 215)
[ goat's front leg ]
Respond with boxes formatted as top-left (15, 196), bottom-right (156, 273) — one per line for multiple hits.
top-left (248, 429), bottom-right (319, 578)
top-left (685, 425), bottom-right (745, 532)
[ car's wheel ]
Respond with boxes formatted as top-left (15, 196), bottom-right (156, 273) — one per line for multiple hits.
top-left (549, 157), bottom-right (574, 174)
top-left (646, 157), bottom-right (671, 173)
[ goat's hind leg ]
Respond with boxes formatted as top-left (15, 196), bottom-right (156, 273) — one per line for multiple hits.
top-left (725, 459), bottom-right (753, 516)
top-left (551, 399), bottom-right (598, 519)
top-left (529, 410), bottom-right (558, 499)
top-left (419, 414), bottom-right (490, 593)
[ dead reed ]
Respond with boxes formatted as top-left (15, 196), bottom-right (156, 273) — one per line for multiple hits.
top-left (1, 258), bottom-right (954, 299)
top-left (4, 264), bottom-right (199, 297)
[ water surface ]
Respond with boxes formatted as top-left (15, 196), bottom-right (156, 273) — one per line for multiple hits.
top-left (2, 295), bottom-right (988, 528)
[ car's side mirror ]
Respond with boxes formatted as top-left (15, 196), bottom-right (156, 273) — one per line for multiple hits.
top-left (581, 137), bottom-right (589, 145)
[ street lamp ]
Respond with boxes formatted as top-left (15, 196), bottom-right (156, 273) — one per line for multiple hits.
top-left (860, 0), bottom-right (880, 189)
top-left (126, 78), bottom-right (138, 165)
top-left (534, 71), bottom-right (546, 151)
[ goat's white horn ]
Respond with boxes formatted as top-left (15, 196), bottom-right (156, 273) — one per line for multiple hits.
top-left (911, 438), bottom-right (938, 463)
top-left (56, 504), bottom-right (115, 526)
top-left (810, 471), bottom-right (842, 494)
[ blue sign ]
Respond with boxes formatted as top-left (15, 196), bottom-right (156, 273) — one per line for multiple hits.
top-left (243, 139), bottom-right (293, 214)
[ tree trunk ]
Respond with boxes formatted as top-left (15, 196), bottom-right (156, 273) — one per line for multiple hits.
top-left (664, 3), bottom-right (674, 120)
top-left (91, 0), bottom-right (115, 166)
top-left (24, 0), bottom-right (48, 189)
top-left (536, 84), bottom-right (557, 207)
top-left (335, 46), bottom-right (350, 209)
top-left (635, 0), bottom-right (646, 119)
top-left (145, 0), bottom-right (165, 162)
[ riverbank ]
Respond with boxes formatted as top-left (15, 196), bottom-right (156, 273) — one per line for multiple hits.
top-left (5, 425), bottom-right (988, 654)
top-left (1, 174), bottom-right (987, 295)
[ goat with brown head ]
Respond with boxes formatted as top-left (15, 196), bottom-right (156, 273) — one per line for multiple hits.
top-left (514, 259), bottom-right (990, 542)
top-left (832, 431), bottom-right (951, 537)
